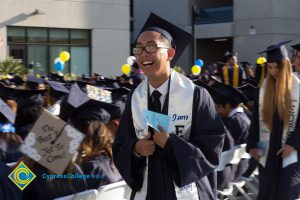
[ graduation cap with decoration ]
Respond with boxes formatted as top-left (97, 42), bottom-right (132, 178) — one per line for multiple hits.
top-left (20, 109), bottom-right (85, 174)
top-left (258, 40), bottom-right (292, 63)
top-left (136, 12), bottom-right (193, 67)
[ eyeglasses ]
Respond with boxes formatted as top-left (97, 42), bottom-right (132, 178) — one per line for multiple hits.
top-left (132, 44), bottom-right (169, 55)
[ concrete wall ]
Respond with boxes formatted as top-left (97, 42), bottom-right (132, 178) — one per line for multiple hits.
top-left (0, 0), bottom-right (130, 76)
top-left (234, 0), bottom-right (300, 65)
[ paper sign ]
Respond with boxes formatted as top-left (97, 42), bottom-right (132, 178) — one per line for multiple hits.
top-left (0, 98), bottom-right (16, 123)
top-left (143, 109), bottom-right (170, 132)
top-left (86, 85), bottom-right (112, 103)
top-left (20, 110), bottom-right (85, 174)
top-left (283, 150), bottom-right (298, 168)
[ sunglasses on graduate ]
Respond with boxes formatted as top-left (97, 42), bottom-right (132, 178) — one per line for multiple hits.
top-left (132, 44), bottom-right (169, 55)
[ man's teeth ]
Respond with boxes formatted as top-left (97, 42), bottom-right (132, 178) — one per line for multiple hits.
top-left (143, 61), bottom-right (153, 65)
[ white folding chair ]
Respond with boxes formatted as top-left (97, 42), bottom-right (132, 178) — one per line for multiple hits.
top-left (97, 181), bottom-right (131, 200)
top-left (54, 189), bottom-right (98, 200)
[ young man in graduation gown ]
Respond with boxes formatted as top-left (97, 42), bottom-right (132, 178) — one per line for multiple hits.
top-left (213, 84), bottom-right (251, 180)
top-left (220, 51), bottom-right (246, 88)
top-left (113, 13), bottom-right (225, 200)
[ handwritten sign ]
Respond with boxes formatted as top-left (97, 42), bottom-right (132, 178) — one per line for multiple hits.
top-left (143, 109), bottom-right (170, 132)
top-left (20, 110), bottom-right (85, 174)
top-left (86, 85), bottom-right (112, 103)
top-left (0, 98), bottom-right (16, 123)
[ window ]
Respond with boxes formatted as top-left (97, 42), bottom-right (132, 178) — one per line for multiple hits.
top-left (7, 27), bottom-right (91, 76)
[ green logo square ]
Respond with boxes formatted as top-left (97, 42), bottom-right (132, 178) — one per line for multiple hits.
top-left (8, 162), bottom-right (36, 190)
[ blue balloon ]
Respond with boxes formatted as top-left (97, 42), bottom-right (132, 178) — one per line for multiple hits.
top-left (54, 61), bottom-right (64, 71)
top-left (195, 59), bottom-right (204, 67)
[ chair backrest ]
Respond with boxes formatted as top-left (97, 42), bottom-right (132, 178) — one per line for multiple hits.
top-left (216, 146), bottom-right (240, 171)
top-left (54, 189), bottom-right (98, 200)
top-left (97, 181), bottom-right (131, 200)
top-left (216, 144), bottom-right (250, 171)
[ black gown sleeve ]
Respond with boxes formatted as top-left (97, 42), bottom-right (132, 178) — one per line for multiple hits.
top-left (161, 86), bottom-right (225, 187)
top-left (112, 93), bottom-right (146, 191)
top-left (247, 90), bottom-right (260, 151)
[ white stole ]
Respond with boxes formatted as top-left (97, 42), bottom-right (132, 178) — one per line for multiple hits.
top-left (259, 74), bottom-right (300, 167)
top-left (131, 69), bottom-right (199, 200)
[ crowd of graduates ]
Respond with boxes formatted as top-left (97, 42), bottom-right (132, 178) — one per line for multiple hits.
top-left (0, 40), bottom-right (299, 200)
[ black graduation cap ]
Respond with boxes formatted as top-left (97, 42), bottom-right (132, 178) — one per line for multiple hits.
top-left (137, 12), bottom-right (193, 66)
top-left (46, 80), bottom-right (69, 99)
top-left (65, 83), bottom-right (121, 121)
top-left (213, 83), bottom-right (249, 105)
top-left (193, 80), bottom-right (219, 99)
top-left (257, 40), bottom-right (292, 63)
top-left (107, 87), bottom-right (131, 119)
top-left (0, 98), bottom-right (16, 123)
top-left (237, 83), bottom-right (258, 101)
top-left (9, 75), bottom-right (24, 86)
top-left (0, 86), bottom-right (17, 100)
top-left (26, 75), bottom-right (45, 89)
top-left (291, 43), bottom-right (300, 52)
top-left (71, 99), bottom-right (113, 123)
top-left (16, 89), bottom-right (46, 108)
top-left (47, 73), bottom-right (66, 83)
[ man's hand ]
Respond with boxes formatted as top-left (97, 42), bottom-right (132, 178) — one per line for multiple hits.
top-left (249, 148), bottom-right (261, 161)
top-left (276, 144), bottom-right (295, 158)
top-left (134, 133), bottom-right (155, 156)
top-left (153, 126), bottom-right (169, 148)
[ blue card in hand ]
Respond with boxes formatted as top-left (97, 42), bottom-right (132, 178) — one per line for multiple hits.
top-left (143, 109), bottom-right (170, 132)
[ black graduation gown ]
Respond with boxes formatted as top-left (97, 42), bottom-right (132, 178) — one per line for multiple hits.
top-left (223, 112), bottom-right (251, 180)
top-left (113, 86), bottom-right (225, 200)
top-left (22, 163), bottom-right (87, 200)
top-left (0, 161), bottom-right (22, 200)
top-left (247, 97), bottom-right (300, 200)
top-left (81, 154), bottom-right (123, 189)
top-left (217, 127), bottom-right (235, 190)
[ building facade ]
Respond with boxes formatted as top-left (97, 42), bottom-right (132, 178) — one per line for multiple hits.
top-left (0, 0), bottom-right (130, 77)
top-left (133, 0), bottom-right (300, 72)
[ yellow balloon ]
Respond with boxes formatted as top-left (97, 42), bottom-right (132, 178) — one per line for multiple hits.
top-left (121, 64), bottom-right (131, 75)
top-left (256, 57), bottom-right (267, 65)
top-left (191, 65), bottom-right (201, 75)
top-left (60, 51), bottom-right (70, 62)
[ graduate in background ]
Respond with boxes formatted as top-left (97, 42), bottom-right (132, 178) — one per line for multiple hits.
top-left (113, 13), bottom-right (225, 200)
top-left (247, 41), bottom-right (300, 200)
top-left (213, 84), bottom-right (251, 181)
top-left (69, 99), bottom-right (123, 189)
top-left (221, 51), bottom-right (246, 87)
top-left (291, 43), bottom-right (300, 79)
